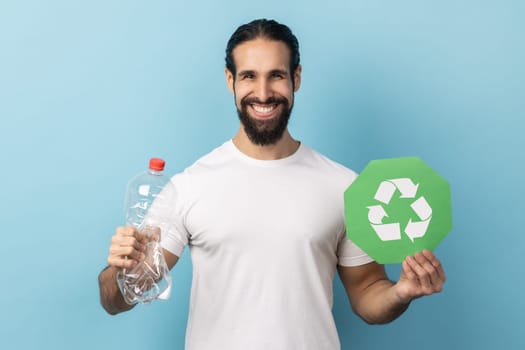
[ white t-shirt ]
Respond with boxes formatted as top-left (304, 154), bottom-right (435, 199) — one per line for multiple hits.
top-left (159, 140), bottom-right (373, 350)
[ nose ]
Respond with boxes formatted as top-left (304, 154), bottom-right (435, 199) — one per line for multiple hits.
top-left (254, 78), bottom-right (271, 103)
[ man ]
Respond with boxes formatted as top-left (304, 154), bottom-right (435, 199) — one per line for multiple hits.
top-left (99, 19), bottom-right (445, 349)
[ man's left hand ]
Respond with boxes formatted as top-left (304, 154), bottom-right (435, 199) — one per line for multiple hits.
top-left (394, 249), bottom-right (446, 304)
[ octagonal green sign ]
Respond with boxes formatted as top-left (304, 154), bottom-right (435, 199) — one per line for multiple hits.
top-left (344, 157), bottom-right (452, 264)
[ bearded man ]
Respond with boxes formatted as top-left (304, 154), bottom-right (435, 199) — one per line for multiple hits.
top-left (99, 18), bottom-right (446, 350)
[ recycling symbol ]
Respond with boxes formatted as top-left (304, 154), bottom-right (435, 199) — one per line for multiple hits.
top-left (368, 178), bottom-right (432, 242)
top-left (344, 157), bottom-right (452, 264)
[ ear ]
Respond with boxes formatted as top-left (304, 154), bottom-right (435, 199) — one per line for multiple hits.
top-left (225, 68), bottom-right (235, 93)
top-left (293, 64), bottom-right (302, 92)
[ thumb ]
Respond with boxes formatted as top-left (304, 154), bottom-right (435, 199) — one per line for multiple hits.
top-left (142, 225), bottom-right (161, 241)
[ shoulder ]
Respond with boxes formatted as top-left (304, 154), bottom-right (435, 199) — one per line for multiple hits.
top-left (190, 141), bottom-right (236, 170)
top-left (169, 140), bottom-right (236, 188)
top-left (299, 143), bottom-right (358, 181)
top-left (176, 140), bottom-right (236, 176)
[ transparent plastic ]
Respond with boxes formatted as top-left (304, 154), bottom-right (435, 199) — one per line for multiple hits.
top-left (116, 158), bottom-right (173, 305)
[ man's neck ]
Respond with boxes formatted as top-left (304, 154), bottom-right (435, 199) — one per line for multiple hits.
top-left (232, 128), bottom-right (300, 160)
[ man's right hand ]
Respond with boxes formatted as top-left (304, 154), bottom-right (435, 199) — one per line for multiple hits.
top-left (100, 225), bottom-right (177, 315)
top-left (99, 225), bottom-right (148, 314)
top-left (107, 226), bottom-right (149, 270)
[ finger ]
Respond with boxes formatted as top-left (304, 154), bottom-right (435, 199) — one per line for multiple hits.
top-left (414, 252), bottom-right (442, 292)
top-left (108, 255), bottom-right (139, 269)
top-left (116, 225), bottom-right (137, 237)
top-left (117, 226), bottom-right (148, 242)
top-left (108, 227), bottom-right (146, 259)
top-left (416, 251), bottom-right (446, 289)
top-left (111, 235), bottom-right (146, 253)
top-left (422, 249), bottom-right (446, 283)
top-left (406, 255), bottom-right (433, 294)
top-left (109, 244), bottom-right (145, 261)
top-left (401, 259), bottom-right (417, 280)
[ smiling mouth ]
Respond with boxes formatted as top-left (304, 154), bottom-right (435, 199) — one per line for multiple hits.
top-left (250, 103), bottom-right (279, 118)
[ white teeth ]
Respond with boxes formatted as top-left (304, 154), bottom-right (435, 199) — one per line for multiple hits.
top-left (252, 104), bottom-right (275, 113)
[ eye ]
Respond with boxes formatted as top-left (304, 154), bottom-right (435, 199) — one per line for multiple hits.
top-left (240, 73), bottom-right (255, 80)
top-left (271, 72), bottom-right (285, 79)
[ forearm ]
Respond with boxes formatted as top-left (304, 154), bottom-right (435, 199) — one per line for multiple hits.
top-left (351, 278), bottom-right (410, 325)
top-left (341, 251), bottom-right (445, 325)
top-left (98, 266), bottom-right (136, 315)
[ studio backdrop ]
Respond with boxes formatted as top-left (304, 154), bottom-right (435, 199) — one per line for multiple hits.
top-left (0, 1), bottom-right (523, 349)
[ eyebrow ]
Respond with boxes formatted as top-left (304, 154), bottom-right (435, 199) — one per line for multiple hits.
top-left (269, 69), bottom-right (289, 76)
top-left (237, 69), bottom-right (289, 77)
top-left (237, 70), bottom-right (256, 77)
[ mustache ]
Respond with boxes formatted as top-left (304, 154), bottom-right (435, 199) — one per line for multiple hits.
top-left (241, 96), bottom-right (288, 106)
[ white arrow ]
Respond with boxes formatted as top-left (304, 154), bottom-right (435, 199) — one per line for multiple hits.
top-left (371, 223), bottom-right (401, 241)
top-left (405, 218), bottom-right (431, 242)
top-left (374, 181), bottom-right (397, 204)
top-left (389, 178), bottom-right (419, 198)
top-left (410, 196), bottom-right (432, 220)
top-left (368, 205), bottom-right (388, 225)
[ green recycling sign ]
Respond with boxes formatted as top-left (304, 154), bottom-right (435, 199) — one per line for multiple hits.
top-left (344, 157), bottom-right (452, 264)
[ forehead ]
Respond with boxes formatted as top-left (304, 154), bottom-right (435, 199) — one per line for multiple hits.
top-left (232, 38), bottom-right (291, 73)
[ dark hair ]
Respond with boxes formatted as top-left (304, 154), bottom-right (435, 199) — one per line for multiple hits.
top-left (225, 19), bottom-right (300, 77)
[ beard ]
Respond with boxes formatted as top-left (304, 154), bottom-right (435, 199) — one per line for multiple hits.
top-left (236, 95), bottom-right (293, 146)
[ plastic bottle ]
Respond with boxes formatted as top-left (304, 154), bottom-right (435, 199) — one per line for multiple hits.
top-left (116, 157), bottom-right (173, 305)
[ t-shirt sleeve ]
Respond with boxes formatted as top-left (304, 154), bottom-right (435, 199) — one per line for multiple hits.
top-left (335, 168), bottom-right (374, 266)
top-left (336, 230), bottom-right (374, 266)
top-left (148, 173), bottom-right (190, 258)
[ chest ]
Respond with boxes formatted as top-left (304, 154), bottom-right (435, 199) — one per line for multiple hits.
top-left (184, 170), bottom-right (345, 256)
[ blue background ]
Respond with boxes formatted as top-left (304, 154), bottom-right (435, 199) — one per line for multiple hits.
top-left (1, 0), bottom-right (523, 349)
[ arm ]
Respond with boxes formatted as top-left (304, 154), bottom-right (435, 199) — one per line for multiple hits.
top-left (98, 264), bottom-right (135, 315)
top-left (338, 249), bottom-right (445, 324)
top-left (98, 226), bottom-right (179, 315)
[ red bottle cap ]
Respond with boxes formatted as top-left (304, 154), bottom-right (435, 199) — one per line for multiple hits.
top-left (149, 158), bottom-right (165, 171)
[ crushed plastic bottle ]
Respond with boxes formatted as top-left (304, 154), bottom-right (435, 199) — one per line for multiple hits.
top-left (116, 157), bottom-right (173, 305)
